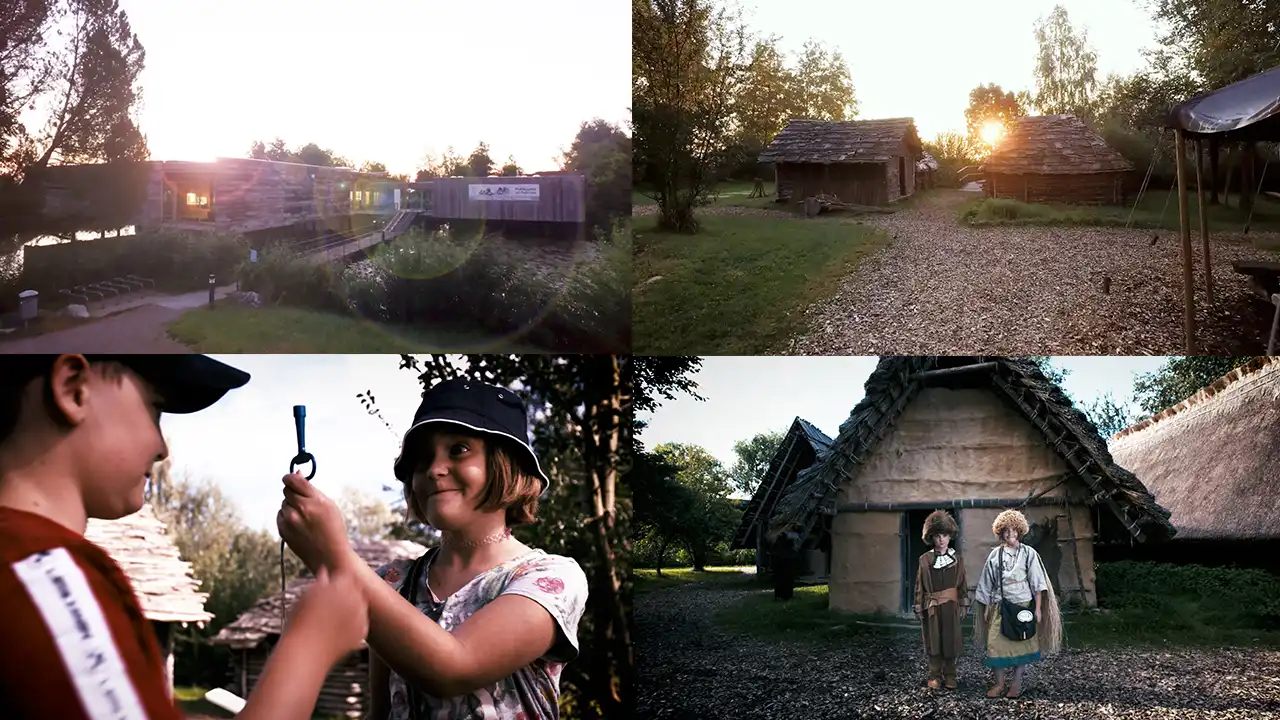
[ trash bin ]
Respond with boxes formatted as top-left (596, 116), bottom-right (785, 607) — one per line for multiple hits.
top-left (18, 290), bottom-right (38, 321)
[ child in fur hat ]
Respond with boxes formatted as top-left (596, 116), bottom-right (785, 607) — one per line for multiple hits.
top-left (914, 510), bottom-right (969, 690)
top-left (973, 509), bottom-right (1063, 699)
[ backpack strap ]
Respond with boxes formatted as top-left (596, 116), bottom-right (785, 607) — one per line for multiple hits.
top-left (395, 548), bottom-right (436, 720)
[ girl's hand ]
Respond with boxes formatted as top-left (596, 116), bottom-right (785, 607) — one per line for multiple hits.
top-left (278, 473), bottom-right (353, 573)
top-left (287, 565), bottom-right (369, 663)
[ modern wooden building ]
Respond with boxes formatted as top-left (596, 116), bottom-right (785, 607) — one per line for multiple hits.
top-left (34, 157), bottom-right (404, 236)
top-left (405, 174), bottom-right (586, 224)
top-left (982, 115), bottom-right (1134, 205)
top-left (747, 357), bottom-right (1175, 616)
top-left (758, 118), bottom-right (923, 206)
top-left (1107, 357), bottom-right (1280, 573)
top-left (730, 417), bottom-right (832, 582)
top-left (211, 538), bottom-right (428, 718)
top-left (84, 503), bottom-right (212, 696)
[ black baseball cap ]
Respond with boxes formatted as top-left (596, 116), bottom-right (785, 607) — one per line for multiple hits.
top-left (393, 378), bottom-right (550, 492)
top-left (3, 355), bottom-right (250, 414)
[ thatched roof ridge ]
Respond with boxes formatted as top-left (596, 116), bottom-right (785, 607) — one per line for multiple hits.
top-left (984, 115), bottom-right (1133, 175)
top-left (210, 538), bottom-right (428, 649)
top-left (1108, 357), bottom-right (1280, 540)
top-left (730, 417), bottom-right (832, 550)
top-left (84, 504), bottom-right (212, 625)
top-left (758, 118), bottom-right (921, 165)
top-left (765, 357), bottom-right (1175, 547)
top-left (917, 152), bottom-right (939, 172)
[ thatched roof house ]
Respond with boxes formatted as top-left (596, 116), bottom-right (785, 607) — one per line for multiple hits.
top-left (983, 114), bottom-right (1134, 205)
top-left (84, 503), bottom-right (212, 694)
top-left (755, 357), bottom-right (1173, 616)
top-left (1107, 357), bottom-right (1280, 569)
top-left (211, 538), bottom-right (428, 718)
top-left (730, 417), bottom-right (833, 580)
top-left (759, 118), bottom-right (923, 206)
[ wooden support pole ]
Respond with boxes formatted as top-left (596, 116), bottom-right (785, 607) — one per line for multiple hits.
top-left (1195, 139), bottom-right (1214, 304)
top-left (1174, 129), bottom-right (1199, 354)
top-left (1209, 138), bottom-right (1220, 205)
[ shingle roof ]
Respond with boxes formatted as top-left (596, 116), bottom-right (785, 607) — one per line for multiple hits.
top-left (983, 115), bottom-right (1133, 175)
top-left (758, 118), bottom-right (921, 164)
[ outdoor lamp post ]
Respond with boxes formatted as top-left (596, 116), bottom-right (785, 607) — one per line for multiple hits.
top-left (208, 274), bottom-right (216, 308)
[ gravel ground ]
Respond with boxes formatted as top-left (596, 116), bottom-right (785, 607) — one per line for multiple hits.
top-left (635, 580), bottom-right (1280, 720)
top-left (791, 190), bottom-right (1279, 355)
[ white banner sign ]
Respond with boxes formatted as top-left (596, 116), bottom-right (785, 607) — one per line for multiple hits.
top-left (468, 184), bottom-right (540, 202)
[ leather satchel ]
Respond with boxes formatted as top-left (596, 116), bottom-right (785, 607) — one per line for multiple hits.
top-left (997, 546), bottom-right (1037, 641)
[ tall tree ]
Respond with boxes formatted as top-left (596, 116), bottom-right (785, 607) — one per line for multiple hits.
top-left (963, 83), bottom-right (1027, 148)
top-left (359, 160), bottom-right (388, 174)
top-left (1132, 357), bottom-right (1260, 415)
top-left (467, 141), bottom-right (495, 177)
top-left (653, 442), bottom-right (738, 571)
top-left (629, 447), bottom-right (697, 574)
top-left (1031, 5), bottom-right (1099, 120)
top-left (1080, 392), bottom-right (1138, 439)
top-left (728, 428), bottom-right (785, 497)
top-left (500, 154), bottom-right (522, 176)
top-left (787, 40), bottom-right (857, 122)
top-left (562, 118), bottom-right (631, 234)
top-left (1028, 356), bottom-right (1070, 385)
top-left (732, 37), bottom-right (795, 153)
top-left (335, 486), bottom-right (397, 540)
top-left (633, 0), bottom-right (750, 232)
top-left (1147, 0), bottom-right (1280, 91)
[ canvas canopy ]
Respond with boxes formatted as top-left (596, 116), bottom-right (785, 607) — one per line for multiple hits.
top-left (1167, 64), bottom-right (1280, 141)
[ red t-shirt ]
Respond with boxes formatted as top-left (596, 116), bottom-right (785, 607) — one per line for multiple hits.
top-left (0, 507), bottom-right (183, 720)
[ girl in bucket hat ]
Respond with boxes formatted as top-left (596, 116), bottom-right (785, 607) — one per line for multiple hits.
top-left (276, 377), bottom-right (589, 720)
top-left (914, 510), bottom-right (969, 691)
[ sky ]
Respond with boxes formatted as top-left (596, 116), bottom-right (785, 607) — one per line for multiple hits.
top-left (158, 355), bottom-right (426, 534)
top-left (637, 356), bottom-right (1170, 495)
top-left (740, 0), bottom-right (1162, 140)
top-left (100, 0), bottom-right (630, 176)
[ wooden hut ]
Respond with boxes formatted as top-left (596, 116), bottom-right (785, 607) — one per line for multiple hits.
top-left (211, 538), bottom-right (428, 718)
top-left (84, 503), bottom-right (212, 696)
top-left (1106, 357), bottom-right (1280, 573)
top-left (729, 417), bottom-right (832, 581)
top-left (755, 357), bottom-right (1175, 617)
top-left (983, 115), bottom-right (1134, 205)
top-left (758, 118), bottom-right (923, 206)
top-left (915, 152), bottom-right (939, 191)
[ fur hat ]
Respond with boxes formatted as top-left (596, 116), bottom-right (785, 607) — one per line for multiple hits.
top-left (992, 509), bottom-right (1030, 539)
top-left (922, 510), bottom-right (959, 544)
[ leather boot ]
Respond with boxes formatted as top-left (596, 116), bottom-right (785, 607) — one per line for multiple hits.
top-left (926, 655), bottom-right (942, 689)
top-left (943, 658), bottom-right (957, 690)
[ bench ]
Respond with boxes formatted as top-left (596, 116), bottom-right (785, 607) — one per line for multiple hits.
top-left (56, 274), bottom-right (156, 307)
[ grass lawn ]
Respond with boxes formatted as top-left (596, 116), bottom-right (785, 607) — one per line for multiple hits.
top-left (961, 190), bottom-right (1280, 234)
top-left (633, 566), bottom-right (761, 595)
top-left (173, 686), bottom-right (235, 719)
top-left (633, 213), bottom-right (889, 354)
top-left (711, 582), bottom-right (1280, 651)
top-left (634, 181), bottom-right (777, 211)
top-left (167, 303), bottom-right (546, 353)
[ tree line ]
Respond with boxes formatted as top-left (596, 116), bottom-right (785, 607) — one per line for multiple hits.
top-left (631, 356), bottom-right (1259, 574)
top-left (633, 0), bottom-right (856, 232)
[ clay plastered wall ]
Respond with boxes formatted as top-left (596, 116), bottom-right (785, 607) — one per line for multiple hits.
top-left (829, 512), bottom-right (900, 614)
top-left (958, 506), bottom-right (1096, 607)
top-left (838, 387), bottom-right (1070, 504)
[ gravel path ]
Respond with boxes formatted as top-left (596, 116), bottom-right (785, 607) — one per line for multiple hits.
top-left (0, 304), bottom-right (193, 353)
top-left (791, 190), bottom-right (1279, 355)
top-left (635, 579), bottom-right (1280, 720)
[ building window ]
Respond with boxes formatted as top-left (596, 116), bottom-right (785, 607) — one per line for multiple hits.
top-left (186, 192), bottom-right (197, 205)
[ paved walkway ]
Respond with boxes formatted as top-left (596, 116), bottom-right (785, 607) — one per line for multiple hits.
top-left (0, 284), bottom-right (237, 354)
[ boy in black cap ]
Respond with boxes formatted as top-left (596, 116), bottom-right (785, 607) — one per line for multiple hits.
top-left (0, 354), bottom-right (370, 720)
top-left (277, 377), bottom-right (589, 720)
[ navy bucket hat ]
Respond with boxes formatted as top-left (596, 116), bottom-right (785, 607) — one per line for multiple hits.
top-left (4, 354), bottom-right (250, 414)
top-left (392, 378), bottom-right (550, 492)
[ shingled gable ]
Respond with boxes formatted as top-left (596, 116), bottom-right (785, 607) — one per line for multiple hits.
top-left (211, 537), bottom-right (428, 649)
top-left (758, 118), bottom-right (922, 165)
top-left (730, 417), bottom-right (833, 551)
top-left (764, 357), bottom-right (1175, 548)
top-left (1108, 357), bottom-right (1280, 541)
top-left (84, 503), bottom-right (212, 625)
top-left (984, 114), bottom-right (1133, 175)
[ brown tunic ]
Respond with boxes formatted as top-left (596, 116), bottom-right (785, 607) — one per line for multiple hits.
top-left (914, 549), bottom-right (969, 659)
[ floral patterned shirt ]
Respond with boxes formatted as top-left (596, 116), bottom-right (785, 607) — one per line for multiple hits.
top-left (374, 548), bottom-right (589, 720)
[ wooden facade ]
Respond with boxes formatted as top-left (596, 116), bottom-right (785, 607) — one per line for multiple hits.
top-left (423, 175), bottom-right (586, 223)
top-left (983, 115), bottom-right (1133, 206)
top-left (750, 357), bottom-right (1176, 615)
top-left (211, 539), bottom-right (429, 719)
top-left (760, 118), bottom-right (922, 207)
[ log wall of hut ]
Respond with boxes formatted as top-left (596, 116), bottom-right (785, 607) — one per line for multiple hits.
top-left (774, 162), bottom-right (889, 206)
top-left (828, 387), bottom-right (1098, 615)
top-left (428, 175), bottom-right (586, 223)
top-left (233, 645), bottom-right (368, 718)
top-left (984, 171), bottom-right (1128, 205)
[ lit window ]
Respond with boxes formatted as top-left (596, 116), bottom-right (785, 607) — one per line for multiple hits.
top-left (186, 192), bottom-right (197, 205)
top-left (200, 196), bottom-right (209, 207)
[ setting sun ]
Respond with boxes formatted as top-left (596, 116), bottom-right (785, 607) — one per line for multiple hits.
top-left (979, 119), bottom-right (1005, 146)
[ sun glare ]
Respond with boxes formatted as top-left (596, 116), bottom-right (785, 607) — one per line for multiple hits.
top-left (979, 120), bottom-right (1004, 146)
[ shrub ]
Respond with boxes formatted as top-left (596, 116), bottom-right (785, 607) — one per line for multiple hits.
top-left (236, 247), bottom-right (344, 312)
top-left (1097, 561), bottom-right (1280, 629)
